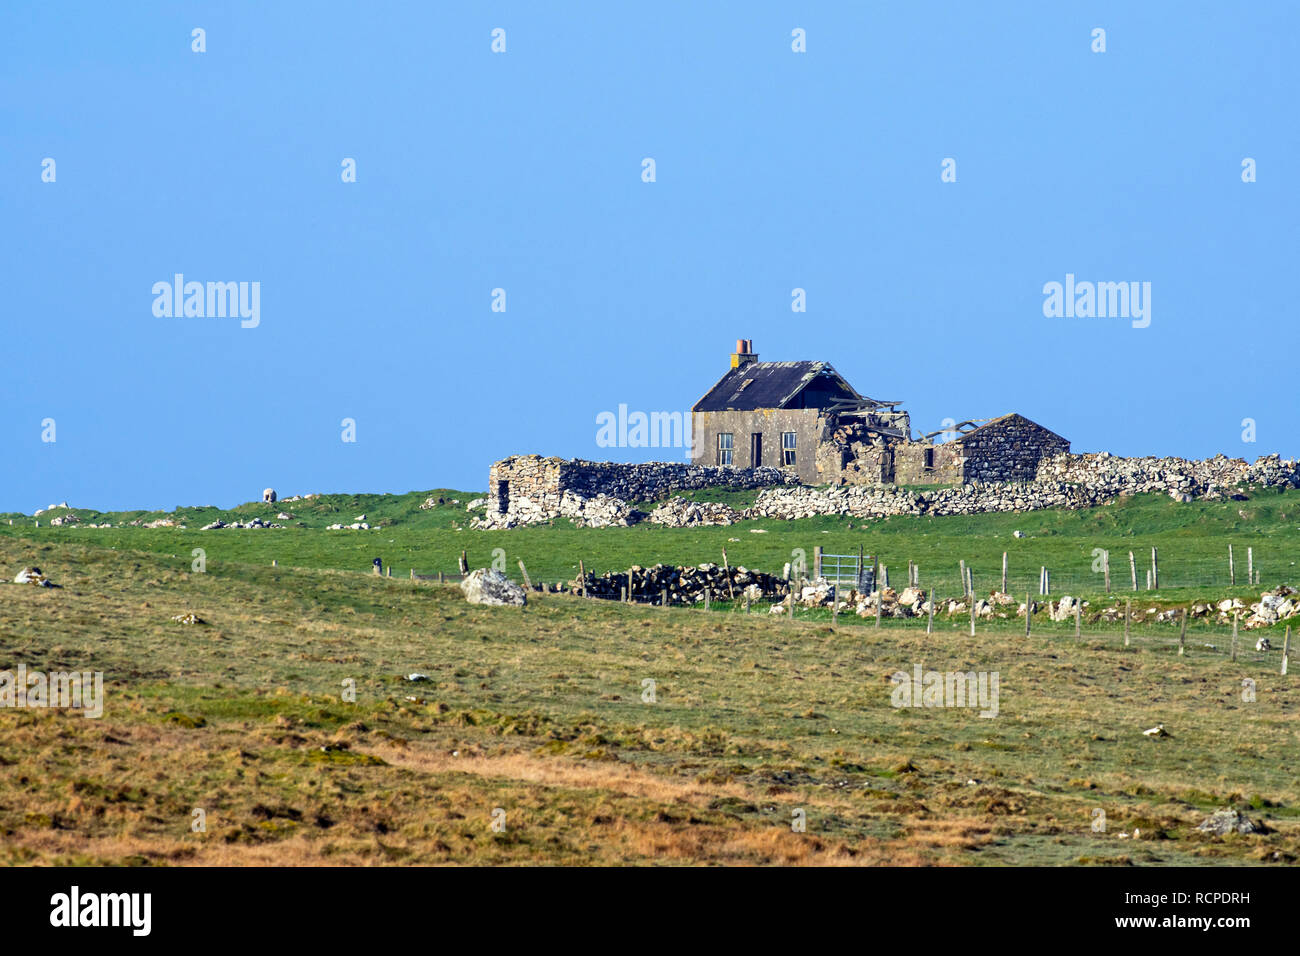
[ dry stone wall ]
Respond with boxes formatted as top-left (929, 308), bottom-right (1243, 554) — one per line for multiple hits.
top-left (478, 451), bottom-right (1300, 529)
top-left (750, 453), bottom-right (1300, 521)
top-left (478, 455), bottom-right (798, 529)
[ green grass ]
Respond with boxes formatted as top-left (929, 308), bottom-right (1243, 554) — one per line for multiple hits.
top-left (1, 524), bottom-right (1298, 865)
top-left (5, 484), bottom-right (1298, 605)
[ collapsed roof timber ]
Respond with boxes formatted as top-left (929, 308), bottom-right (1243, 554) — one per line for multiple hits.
top-left (690, 340), bottom-right (1069, 486)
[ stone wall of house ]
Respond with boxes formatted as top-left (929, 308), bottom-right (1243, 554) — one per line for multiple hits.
top-left (691, 408), bottom-right (822, 482)
top-left (959, 416), bottom-right (1071, 483)
top-left (893, 442), bottom-right (964, 485)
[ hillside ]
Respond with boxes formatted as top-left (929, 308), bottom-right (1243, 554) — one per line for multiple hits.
top-left (5, 485), bottom-right (1300, 606)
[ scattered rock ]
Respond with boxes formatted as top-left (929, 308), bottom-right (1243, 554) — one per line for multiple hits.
top-left (1197, 808), bottom-right (1265, 836)
top-left (460, 568), bottom-right (527, 607)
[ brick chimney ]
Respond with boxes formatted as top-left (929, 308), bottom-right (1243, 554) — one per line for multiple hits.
top-left (730, 338), bottom-right (758, 369)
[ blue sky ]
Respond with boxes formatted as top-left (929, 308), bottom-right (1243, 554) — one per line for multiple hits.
top-left (2, 2), bottom-right (1295, 511)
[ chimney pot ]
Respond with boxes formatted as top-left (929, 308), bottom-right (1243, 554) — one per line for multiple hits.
top-left (730, 339), bottom-right (758, 369)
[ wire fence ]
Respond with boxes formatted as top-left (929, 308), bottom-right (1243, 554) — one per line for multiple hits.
top-left (864, 549), bottom-right (1292, 601)
top-left (625, 592), bottom-right (1290, 670)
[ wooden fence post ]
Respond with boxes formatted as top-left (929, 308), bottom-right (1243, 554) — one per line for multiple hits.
top-left (1151, 547), bottom-right (1159, 590)
top-left (1025, 592), bottom-right (1032, 637)
top-left (620, 586), bottom-right (627, 603)
top-left (1124, 597), bottom-right (1131, 647)
top-left (970, 598), bottom-right (977, 637)
top-left (438, 571), bottom-right (444, 584)
top-left (1178, 608), bottom-right (1187, 656)
top-left (927, 593), bottom-right (935, 634)
top-left (459, 550), bottom-right (469, 575)
top-left (1074, 602), bottom-right (1081, 639)
top-left (1229, 544), bottom-right (1235, 586)
top-left (813, 546), bottom-right (822, 580)
top-left (579, 560), bottom-right (586, 598)
top-left (721, 550), bottom-right (736, 601)
top-left (875, 589), bottom-right (882, 629)
top-left (1231, 611), bottom-right (1238, 662)
top-left (627, 568), bottom-right (634, 603)
top-left (518, 561), bottom-right (531, 591)
top-left (663, 588), bottom-right (670, 608)
top-left (409, 568), bottom-right (414, 580)
top-left (1001, 552), bottom-right (1008, 594)
top-left (704, 589), bottom-right (710, 611)
top-left (1248, 547), bottom-right (1254, 586)
top-left (1283, 625), bottom-right (1291, 676)
top-left (1129, 551), bottom-right (1137, 591)
top-left (959, 560), bottom-right (967, 596)
top-left (1103, 550), bottom-right (1111, 593)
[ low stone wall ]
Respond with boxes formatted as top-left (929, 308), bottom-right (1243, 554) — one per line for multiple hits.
top-left (749, 453), bottom-right (1300, 521)
top-left (480, 454), bottom-right (798, 529)
top-left (558, 459), bottom-right (797, 500)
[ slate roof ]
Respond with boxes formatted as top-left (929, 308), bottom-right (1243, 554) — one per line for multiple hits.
top-left (952, 413), bottom-right (1065, 442)
top-left (692, 361), bottom-right (860, 413)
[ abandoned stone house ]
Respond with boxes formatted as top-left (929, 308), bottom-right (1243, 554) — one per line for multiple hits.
top-left (691, 340), bottom-right (1069, 486)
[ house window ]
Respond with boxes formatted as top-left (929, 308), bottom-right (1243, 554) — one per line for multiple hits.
top-left (781, 432), bottom-right (797, 467)
top-left (923, 447), bottom-right (935, 470)
top-left (717, 433), bottom-right (733, 466)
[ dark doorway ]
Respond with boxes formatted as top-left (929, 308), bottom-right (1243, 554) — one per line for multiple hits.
top-left (750, 433), bottom-right (763, 467)
top-left (495, 480), bottom-right (509, 512)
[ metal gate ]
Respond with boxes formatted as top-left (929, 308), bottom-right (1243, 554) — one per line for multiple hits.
top-left (820, 552), bottom-right (874, 591)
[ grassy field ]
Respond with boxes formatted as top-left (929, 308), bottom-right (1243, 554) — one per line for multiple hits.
top-left (5, 484), bottom-right (1300, 603)
top-left (2, 509), bottom-right (1298, 865)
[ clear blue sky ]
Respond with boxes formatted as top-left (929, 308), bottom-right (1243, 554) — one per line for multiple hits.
top-left (3, 2), bottom-right (1295, 512)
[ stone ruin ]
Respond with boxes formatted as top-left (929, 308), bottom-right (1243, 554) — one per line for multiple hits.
top-left (477, 451), bottom-right (1300, 530)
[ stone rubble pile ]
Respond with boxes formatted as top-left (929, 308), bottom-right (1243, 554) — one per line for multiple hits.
top-left (475, 490), bottom-right (640, 530)
top-left (568, 562), bottom-right (791, 604)
top-left (647, 497), bottom-right (743, 527)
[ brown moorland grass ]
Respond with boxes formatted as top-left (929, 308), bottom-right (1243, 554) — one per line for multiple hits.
top-left (0, 536), bottom-right (1296, 865)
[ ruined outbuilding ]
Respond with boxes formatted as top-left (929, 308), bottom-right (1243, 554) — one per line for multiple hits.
top-left (691, 340), bottom-right (1068, 486)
